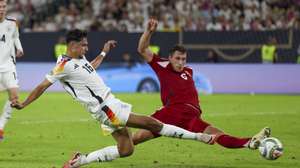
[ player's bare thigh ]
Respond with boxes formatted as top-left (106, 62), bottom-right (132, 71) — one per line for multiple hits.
top-left (132, 129), bottom-right (156, 145)
top-left (126, 113), bottom-right (163, 132)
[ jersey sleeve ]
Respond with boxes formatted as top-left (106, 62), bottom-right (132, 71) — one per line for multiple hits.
top-left (45, 57), bottom-right (70, 83)
top-left (12, 20), bottom-right (23, 52)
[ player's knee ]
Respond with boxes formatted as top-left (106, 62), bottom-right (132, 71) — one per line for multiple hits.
top-left (132, 133), bottom-right (145, 145)
top-left (132, 135), bottom-right (139, 145)
top-left (119, 146), bottom-right (134, 157)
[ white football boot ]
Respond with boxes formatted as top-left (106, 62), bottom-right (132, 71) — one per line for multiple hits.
top-left (249, 127), bottom-right (271, 149)
top-left (62, 152), bottom-right (84, 168)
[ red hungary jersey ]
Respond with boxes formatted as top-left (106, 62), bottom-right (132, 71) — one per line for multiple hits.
top-left (148, 54), bottom-right (200, 109)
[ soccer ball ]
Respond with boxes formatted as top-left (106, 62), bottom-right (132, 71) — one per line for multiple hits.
top-left (258, 137), bottom-right (283, 160)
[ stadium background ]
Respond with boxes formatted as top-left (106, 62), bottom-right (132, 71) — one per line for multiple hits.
top-left (5, 0), bottom-right (300, 93)
top-left (7, 0), bottom-right (300, 63)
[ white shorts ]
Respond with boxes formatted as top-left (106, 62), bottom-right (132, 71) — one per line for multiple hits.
top-left (88, 94), bottom-right (132, 134)
top-left (0, 70), bottom-right (19, 91)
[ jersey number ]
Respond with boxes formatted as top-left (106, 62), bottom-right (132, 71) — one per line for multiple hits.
top-left (82, 63), bottom-right (94, 74)
top-left (0, 35), bottom-right (5, 42)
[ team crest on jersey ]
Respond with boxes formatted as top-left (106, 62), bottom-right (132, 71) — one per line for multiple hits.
top-left (181, 73), bottom-right (188, 80)
top-left (184, 70), bottom-right (192, 77)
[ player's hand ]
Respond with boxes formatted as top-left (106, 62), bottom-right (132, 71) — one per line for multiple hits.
top-left (102, 40), bottom-right (117, 54)
top-left (16, 50), bottom-right (24, 58)
top-left (11, 101), bottom-right (24, 110)
top-left (147, 18), bottom-right (158, 33)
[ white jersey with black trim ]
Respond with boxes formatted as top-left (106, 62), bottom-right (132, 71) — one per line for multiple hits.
top-left (0, 17), bottom-right (20, 72)
top-left (46, 55), bottom-right (111, 111)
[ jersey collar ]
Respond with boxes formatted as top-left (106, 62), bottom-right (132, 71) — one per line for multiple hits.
top-left (63, 55), bottom-right (84, 59)
top-left (167, 63), bottom-right (184, 74)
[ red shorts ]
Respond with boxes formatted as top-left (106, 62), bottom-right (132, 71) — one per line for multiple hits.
top-left (151, 104), bottom-right (210, 136)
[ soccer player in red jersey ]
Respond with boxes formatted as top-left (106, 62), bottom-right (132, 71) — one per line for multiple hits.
top-left (133, 19), bottom-right (270, 150)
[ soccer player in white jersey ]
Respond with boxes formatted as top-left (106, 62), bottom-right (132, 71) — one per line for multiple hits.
top-left (11, 29), bottom-right (216, 168)
top-left (0, 0), bottom-right (24, 140)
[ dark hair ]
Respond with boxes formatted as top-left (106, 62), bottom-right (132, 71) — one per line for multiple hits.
top-left (169, 45), bottom-right (187, 56)
top-left (66, 29), bottom-right (87, 44)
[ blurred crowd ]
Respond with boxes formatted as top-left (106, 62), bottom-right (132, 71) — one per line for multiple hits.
top-left (6, 0), bottom-right (300, 32)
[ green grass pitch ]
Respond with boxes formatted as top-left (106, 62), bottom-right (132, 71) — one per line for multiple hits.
top-left (0, 92), bottom-right (299, 168)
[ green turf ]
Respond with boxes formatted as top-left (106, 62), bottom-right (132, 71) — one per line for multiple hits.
top-left (0, 92), bottom-right (299, 168)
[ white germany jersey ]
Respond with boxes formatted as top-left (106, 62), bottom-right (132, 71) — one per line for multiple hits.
top-left (46, 55), bottom-right (111, 110)
top-left (0, 17), bottom-right (19, 72)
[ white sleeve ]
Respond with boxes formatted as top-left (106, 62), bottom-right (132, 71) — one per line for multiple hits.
top-left (14, 38), bottom-right (23, 52)
top-left (45, 58), bottom-right (70, 83)
top-left (13, 22), bottom-right (23, 52)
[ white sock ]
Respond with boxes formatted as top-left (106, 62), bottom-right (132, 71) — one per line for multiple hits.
top-left (0, 100), bottom-right (12, 129)
top-left (159, 124), bottom-right (211, 142)
top-left (159, 124), bottom-right (197, 139)
top-left (80, 146), bottom-right (120, 165)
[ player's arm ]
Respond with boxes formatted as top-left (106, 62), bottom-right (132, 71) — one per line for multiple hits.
top-left (90, 40), bottom-right (117, 69)
top-left (14, 38), bottom-right (24, 58)
top-left (13, 20), bottom-right (24, 58)
top-left (137, 19), bottom-right (158, 63)
top-left (11, 79), bottom-right (52, 109)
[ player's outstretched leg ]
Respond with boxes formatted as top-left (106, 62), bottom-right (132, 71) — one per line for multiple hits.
top-left (203, 126), bottom-right (250, 148)
top-left (203, 126), bottom-right (270, 149)
top-left (63, 128), bottom-right (133, 168)
top-left (126, 113), bottom-right (216, 144)
top-left (62, 114), bottom-right (217, 168)
top-left (248, 127), bottom-right (271, 149)
top-left (0, 100), bottom-right (13, 141)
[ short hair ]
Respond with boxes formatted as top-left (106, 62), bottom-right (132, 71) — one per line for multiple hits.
top-left (66, 29), bottom-right (87, 44)
top-left (169, 45), bottom-right (187, 56)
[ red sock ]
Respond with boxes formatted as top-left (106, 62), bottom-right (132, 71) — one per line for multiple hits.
top-left (216, 134), bottom-right (251, 148)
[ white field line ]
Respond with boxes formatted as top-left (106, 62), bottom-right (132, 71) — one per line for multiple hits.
top-left (17, 111), bottom-right (298, 125)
